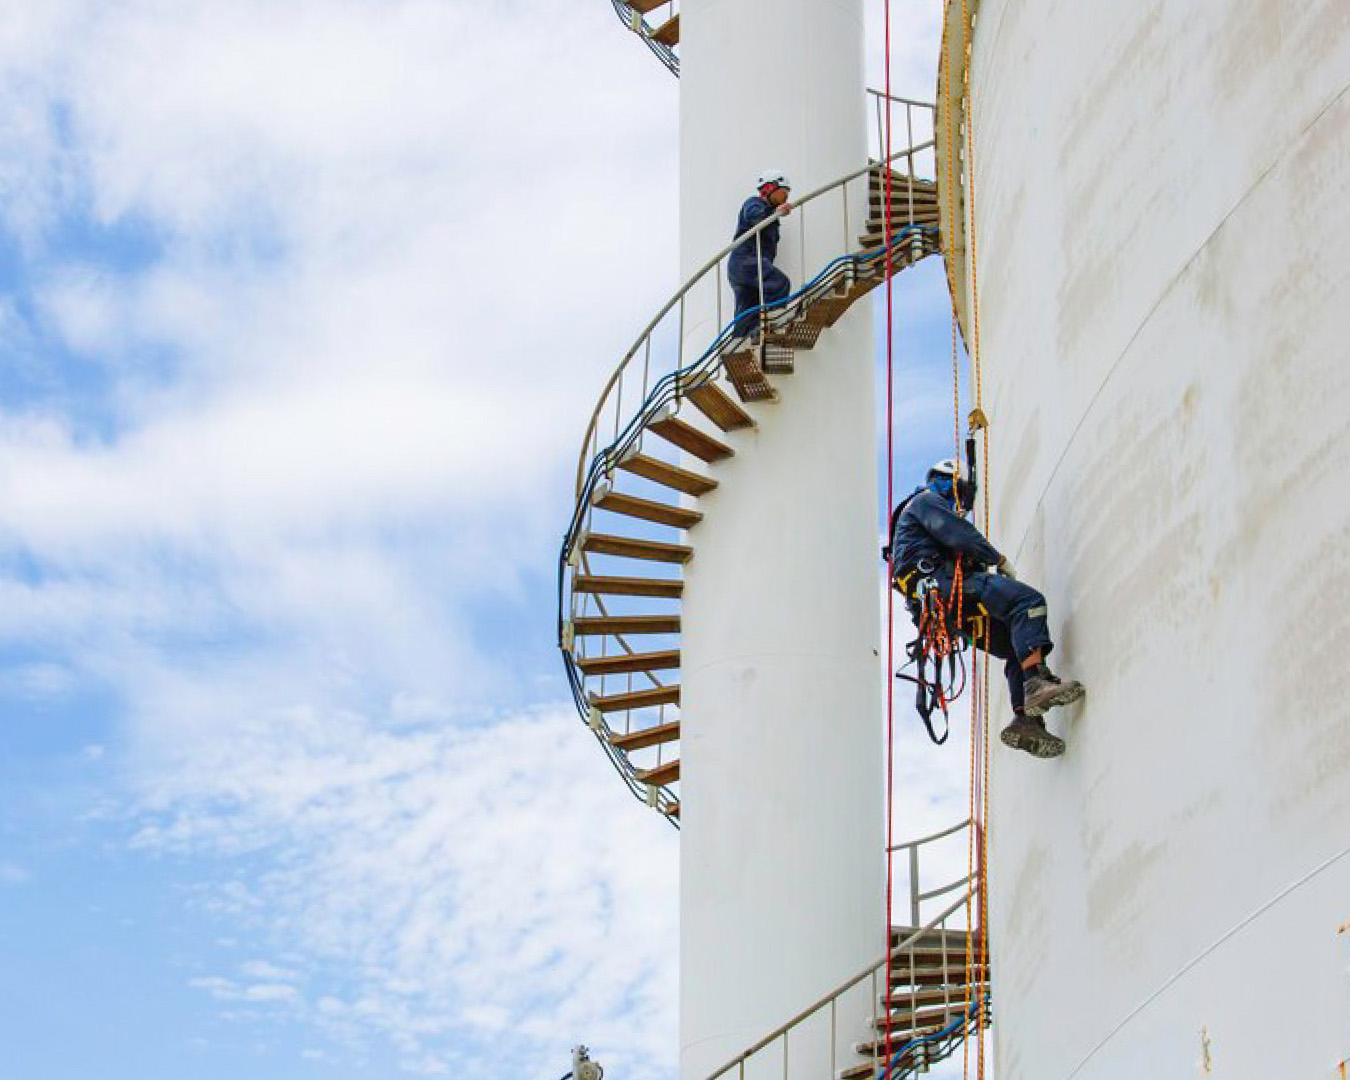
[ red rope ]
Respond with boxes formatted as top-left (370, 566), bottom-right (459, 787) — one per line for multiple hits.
top-left (882, 0), bottom-right (896, 1073)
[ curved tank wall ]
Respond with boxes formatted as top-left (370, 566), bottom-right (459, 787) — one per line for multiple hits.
top-left (965, 2), bottom-right (1350, 1077)
top-left (678, 1), bottom-right (883, 1078)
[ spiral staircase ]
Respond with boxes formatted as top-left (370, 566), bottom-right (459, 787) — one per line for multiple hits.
top-left (559, 151), bottom-right (939, 822)
top-left (557, 8), bottom-right (990, 1079)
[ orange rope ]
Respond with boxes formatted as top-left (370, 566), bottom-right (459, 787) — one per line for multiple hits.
top-left (954, 0), bottom-right (994, 1073)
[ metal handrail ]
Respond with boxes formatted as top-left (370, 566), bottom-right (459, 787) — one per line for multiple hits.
top-left (610, 0), bottom-right (680, 76)
top-left (701, 884), bottom-right (988, 1080)
top-left (888, 817), bottom-right (973, 927)
top-left (559, 108), bottom-right (939, 820)
top-left (573, 137), bottom-right (935, 494)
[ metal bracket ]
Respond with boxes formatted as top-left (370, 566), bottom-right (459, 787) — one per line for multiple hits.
top-left (968, 406), bottom-right (988, 432)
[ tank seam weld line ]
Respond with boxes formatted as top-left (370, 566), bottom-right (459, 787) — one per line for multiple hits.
top-left (1007, 74), bottom-right (1350, 563)
top-left (1059, 841), bottom-right (1350, 1080)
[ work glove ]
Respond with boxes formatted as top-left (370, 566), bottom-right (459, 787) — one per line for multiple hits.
top-left (997, 557), bottom-right (1017, 581)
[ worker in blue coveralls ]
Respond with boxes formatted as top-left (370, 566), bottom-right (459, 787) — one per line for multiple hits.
top-left (887, 458), bottom-right (1085, 759)
top-left (728, 170), bottom-right (793, 341)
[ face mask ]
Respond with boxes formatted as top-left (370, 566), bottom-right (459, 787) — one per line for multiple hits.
top-left (930, 474), bottom-right (977, 510)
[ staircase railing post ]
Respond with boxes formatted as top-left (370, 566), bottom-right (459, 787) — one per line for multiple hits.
top-left (756, 229), bottom-right (767, 347)
top-left (909, 842), bottom-right (921, 926)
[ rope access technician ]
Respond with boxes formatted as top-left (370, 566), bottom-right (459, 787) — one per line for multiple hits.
top-left (728, 169), bottom-right (793, 341)
top-left (888, 459), bottom-right (1085, 758)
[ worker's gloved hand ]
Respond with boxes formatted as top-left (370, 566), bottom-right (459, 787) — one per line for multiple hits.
top-left (997, 557), bottom-right (1017, 581)
top-left (776, 201), bottom-right (793, 216)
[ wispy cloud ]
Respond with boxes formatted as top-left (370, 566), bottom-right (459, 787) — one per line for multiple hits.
top-left (0, 1), bottom-right (959, 1076)
top-left (138, 700), bottom-right (677, 1076)
top-left (0, 0), bottom-right (680, 1073)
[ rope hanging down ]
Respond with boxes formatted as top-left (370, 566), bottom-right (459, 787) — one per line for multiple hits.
top-left (883, 1), bottom-right (995, 1074)
top-left (956, 0), bottom-right (992, 1075)
top-left (881, 0), bottom-right (898, 1070)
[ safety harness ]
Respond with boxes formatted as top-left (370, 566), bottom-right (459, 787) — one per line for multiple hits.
top-left (886, 426), bottom-right (988, 744)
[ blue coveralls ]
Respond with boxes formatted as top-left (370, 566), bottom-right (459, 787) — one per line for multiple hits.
top-left (889, 486), bottom-right (1053, 711)
top-left (728, 195), bottom-right (791, 337)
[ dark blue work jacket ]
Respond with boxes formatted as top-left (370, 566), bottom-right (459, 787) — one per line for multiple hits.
top-left (730, 196), bottom-right (780, 267)
top-left (889, 488), bottom-right (1003, 580)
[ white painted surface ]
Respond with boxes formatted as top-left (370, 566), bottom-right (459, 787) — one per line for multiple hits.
top-left (677, 2), bottom-right (884, 1078)
top-left (961, 1), bottom-right (1350, 1076)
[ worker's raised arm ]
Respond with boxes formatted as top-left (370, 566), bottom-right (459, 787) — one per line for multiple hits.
top-left (910, 495), bottom-right (1004, 567)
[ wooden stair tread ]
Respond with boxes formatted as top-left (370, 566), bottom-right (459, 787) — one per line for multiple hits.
top-left (582, 533), bottom-right (692, 564)
top-left (759, 342), bottom-right (796, 371)
top-left (574, 574), bottom-right (683, 599)
top-left (686, 380), bottom-right (756, 430)
top-left (618, 453), bottom-right (717, 495)
top-left (574, 614), bottom-right (680, 635)
top-left (881, 985), bottom-right (985, 1012)
top-left (868, 181), bottom-right (939, 198)
top-left (891, 961), bottom-right (988, 988)
top-left (591, 684), bottom-right (680, 712)
top-left (855, 1018), bottom-right (973, 1055)
top-left (626, 0), bottom-right (668, 13)
top-left (596, 490), bottom-right (702, 529)
top-left (609, 720), bottom-right (680, 751)
top-left (636, 758), bottom-right (680, 785)
top-left (649, 415), bottom-right (733, 462)
top-left (723, 350), bottom-right (778, 403)
top-left (764, 321), bottom-right (819, 350)
top-left (889, 926), bottom-right (975, 943)
top-left (651, 12), bottom-right (679, 45)
top-left (578, 649), bottom-right (680, 677)
top-left (664, 801), bottom-right (680, 819)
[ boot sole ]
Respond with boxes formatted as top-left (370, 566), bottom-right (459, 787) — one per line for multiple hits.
top-left (1000, 725), bottom-right (1066, 759)
top-left (1023, 681), bottom-right (1086, 715)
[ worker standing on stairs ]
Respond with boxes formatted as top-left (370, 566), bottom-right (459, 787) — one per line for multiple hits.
top-left (887, 459), bottom-right (1085, 759)
top-left (728, 170), bottom-right (793, 342)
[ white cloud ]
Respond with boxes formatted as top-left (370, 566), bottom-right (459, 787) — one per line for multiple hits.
top-left (0, 0), bottom-right (962, 1075)
top-left (0, 0), bottom-right (680, 1072)
top-left (0, 660), bottom-right (74, 699)
top-left (146, 700), bottom-right (677, 1077)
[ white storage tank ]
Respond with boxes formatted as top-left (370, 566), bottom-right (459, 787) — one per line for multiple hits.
top-left (941, 1), bottom-right (1350, 1076)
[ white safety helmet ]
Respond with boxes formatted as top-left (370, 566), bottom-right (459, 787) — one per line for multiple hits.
top-left (927, 457), bottom-right (977, 507)
top-left (757, 169), bottom-right (791, 191)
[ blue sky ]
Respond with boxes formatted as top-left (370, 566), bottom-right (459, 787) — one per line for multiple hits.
top-left (0, 2), bottom-right (976, 1077)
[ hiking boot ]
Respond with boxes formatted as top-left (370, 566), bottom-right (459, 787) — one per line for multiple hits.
top-left (1000, 714), bottom-right (1066, 759)
top-left (1022, 664), bottom-right (1085, 715)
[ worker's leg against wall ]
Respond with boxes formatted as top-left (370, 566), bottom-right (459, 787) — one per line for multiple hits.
top-left (983, 619), bottom-right (1025, 711)
top-left (966, 573), bottom-right (1052, 664)
top-left (1004, 653), bottom-right (1025, 711)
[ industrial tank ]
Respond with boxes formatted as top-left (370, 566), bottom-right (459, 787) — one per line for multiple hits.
top-left (943, 1), bottom-right (1350, 1076)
